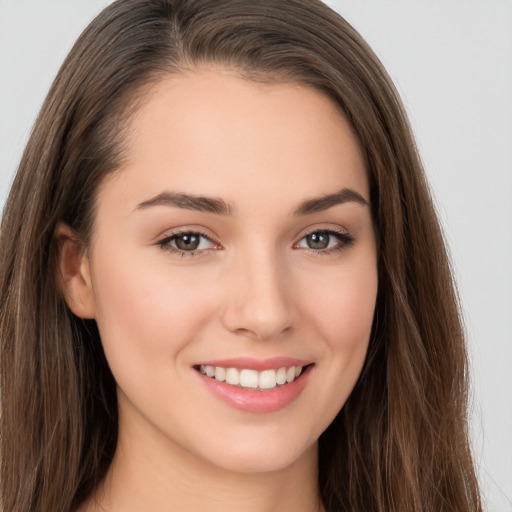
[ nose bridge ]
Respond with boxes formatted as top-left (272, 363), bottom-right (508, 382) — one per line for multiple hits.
top-left (222, 242), bottom-right (296, 339)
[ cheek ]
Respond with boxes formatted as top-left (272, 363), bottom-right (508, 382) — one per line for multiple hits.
top-left (322, 277), bottom-right (377, 344)
top-left (89, 246), bottom-right (219, 371)
top-left (302, 257), bottom-right (378, 351)
top-left (297, 253), bottom-right (378, 417)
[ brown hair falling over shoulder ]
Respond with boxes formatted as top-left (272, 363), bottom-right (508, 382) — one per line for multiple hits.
top-left (0, 1), bottom-right (482, 511)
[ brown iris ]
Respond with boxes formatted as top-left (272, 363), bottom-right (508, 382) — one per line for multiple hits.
top-left (175, 233), bottom-right (201, 251)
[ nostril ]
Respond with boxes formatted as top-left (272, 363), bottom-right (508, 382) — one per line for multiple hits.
top-left (223, 304), bottom-right (297, 341)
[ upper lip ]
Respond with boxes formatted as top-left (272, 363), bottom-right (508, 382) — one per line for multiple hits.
top-left (194, 357), bottom-right (313, 371)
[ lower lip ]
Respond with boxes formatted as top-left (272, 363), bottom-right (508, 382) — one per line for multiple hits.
top-left (196, 365), bottom-right (312, 414)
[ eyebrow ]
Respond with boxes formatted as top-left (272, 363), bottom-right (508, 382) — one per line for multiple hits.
top-left (135, 192), bottom-right (233, 215)
top-left (134, 187), bottom-right (369, 216)
top-left (294, 188), bottom-right (369, 215)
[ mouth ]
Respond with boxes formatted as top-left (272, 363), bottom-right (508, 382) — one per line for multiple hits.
top-left (193, 357), bottom-right (314, 413)
top-left (194, 363), bottom-right (311, 391)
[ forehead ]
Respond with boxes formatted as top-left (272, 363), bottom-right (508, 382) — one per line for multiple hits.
top-left (102, 68), bottom-right (368, 213)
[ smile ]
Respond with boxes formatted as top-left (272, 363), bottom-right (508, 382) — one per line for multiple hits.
top-left (194, 357), bottom-right (313, 413)
top-left (199, 365), bottom-right (303, 391)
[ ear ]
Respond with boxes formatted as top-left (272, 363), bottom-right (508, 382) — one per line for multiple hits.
top-left (55, 223), bottom-right (96, 319)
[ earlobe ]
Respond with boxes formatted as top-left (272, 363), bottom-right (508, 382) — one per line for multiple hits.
top-left (55, 223), bottom-right (96, 319)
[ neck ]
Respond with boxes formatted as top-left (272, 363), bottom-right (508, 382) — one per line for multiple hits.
top-left (81, 411), bottom-right (325, 512)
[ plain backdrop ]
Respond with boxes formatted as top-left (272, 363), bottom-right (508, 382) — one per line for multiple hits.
top-left (0, 1), bottom-right (511, 511)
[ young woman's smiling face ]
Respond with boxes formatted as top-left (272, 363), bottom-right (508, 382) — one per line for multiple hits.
top-left (68, 69), bottom-right (378, 476)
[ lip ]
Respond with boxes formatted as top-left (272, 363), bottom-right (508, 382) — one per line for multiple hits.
top-left (193, 360), bottom-right (314, 414)
top-left (195, 356), bottom-right (312, 371)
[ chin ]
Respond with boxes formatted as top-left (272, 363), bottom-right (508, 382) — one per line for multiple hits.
top-left (194, 431), bottom-right (318, 475)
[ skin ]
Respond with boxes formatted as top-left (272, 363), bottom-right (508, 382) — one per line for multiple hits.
top-left (60, 68), bottom-right (378, 512)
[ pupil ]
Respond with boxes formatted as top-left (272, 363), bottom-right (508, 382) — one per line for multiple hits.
top-left (307, 232), bottom-right (329, 249)
top-left (176, 234), bottom-right (200, 251)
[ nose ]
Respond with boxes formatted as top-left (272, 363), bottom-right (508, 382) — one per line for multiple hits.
top-left (221, 248), bottom-right (298, 340)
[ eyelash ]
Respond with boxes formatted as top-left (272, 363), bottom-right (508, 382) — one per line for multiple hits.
top-left (157, 230), bottom-right (219, 257)
top-left (294, 229), bottom-right (356, 255)
top-left (156, 228), bottom-right (355, 257)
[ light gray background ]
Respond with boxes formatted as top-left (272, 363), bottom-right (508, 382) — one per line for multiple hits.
top-left (1, 1), bottom-right (511, 511)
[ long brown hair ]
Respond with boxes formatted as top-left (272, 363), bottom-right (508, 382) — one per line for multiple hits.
top-left (0, 1), bottom-right (481, 511)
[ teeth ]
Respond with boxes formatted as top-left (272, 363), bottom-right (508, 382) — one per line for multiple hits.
top-left (199, 365), bottom-right (305, 390)
top-left (240, 369), bottom-right (259, 389)
top-left (276, 367), bottom-right (287, 385)
top-left (225, 367), bottom-right (240, 386)
top-left (259, 369), bottom-right (277, 389)
top-left (214, 366), bottom-right (226, 382)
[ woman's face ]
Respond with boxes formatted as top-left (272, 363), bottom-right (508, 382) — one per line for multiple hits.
top-left (79, 69), bottom-right (378, 474)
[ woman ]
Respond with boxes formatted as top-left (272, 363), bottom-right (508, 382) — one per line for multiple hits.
top-left (0, 0), bottom-right (482, 511)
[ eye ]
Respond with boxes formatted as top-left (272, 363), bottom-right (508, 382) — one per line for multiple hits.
top-left (157, 231), bottom-right (218, 254)
top-left (295, 229), bottom-right (355, 253)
